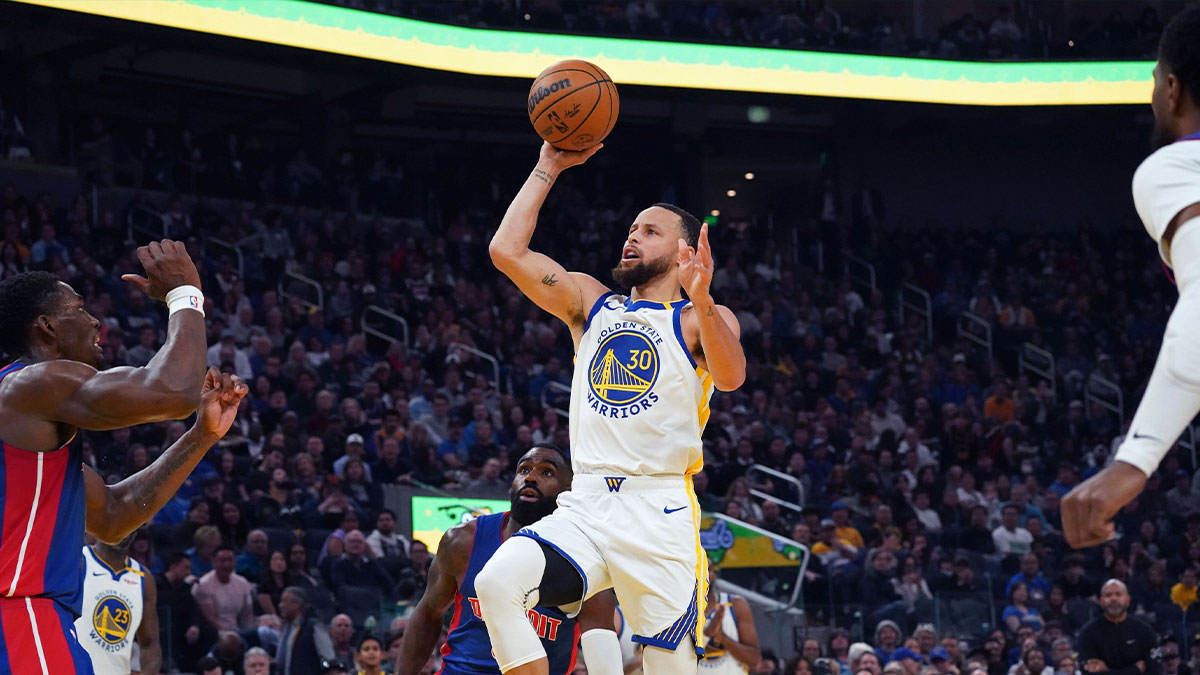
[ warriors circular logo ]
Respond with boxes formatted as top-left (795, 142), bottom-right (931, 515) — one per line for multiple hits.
top-left (588, 331), bottom-right (659, 406)
top-left (92, 595), bottom-right (132, 644)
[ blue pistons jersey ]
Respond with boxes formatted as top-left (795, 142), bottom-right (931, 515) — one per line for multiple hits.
top-left (439, 513), bottom-right (580, 675)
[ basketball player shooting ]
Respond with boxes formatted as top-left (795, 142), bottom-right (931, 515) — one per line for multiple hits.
top-left (1063, 5), bottom-right (1200, 548)
top-left (479, 141), bottom-right (745, 675)
top-left (0, 240), bottom-right (247, 674)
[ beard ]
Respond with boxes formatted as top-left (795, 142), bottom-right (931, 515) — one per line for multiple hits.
top-left (509, 485), bottom-right (557, 526)
top-left (1103, 601), bottom-right (1127, 618)
top-left (611, 253), bottom-right (672, 289)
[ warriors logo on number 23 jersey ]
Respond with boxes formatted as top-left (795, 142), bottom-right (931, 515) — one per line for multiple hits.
top-left (570, 294), bottom-right (715, 476)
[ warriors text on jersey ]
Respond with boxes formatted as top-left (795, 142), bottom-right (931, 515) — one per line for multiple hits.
top-left (569, 294), bottom-right (714, 476)
top-left (439, 512), bottom-right (579, 675)
top-left (75, 547), bottom-right (145, 675)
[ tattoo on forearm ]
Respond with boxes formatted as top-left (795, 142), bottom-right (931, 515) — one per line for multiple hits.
top-left (130, 435), bottom-right (206, 511)
top-left (541, 274), bottom-right (558, 286)
top-left (533, 168), bottom-right (555, 185)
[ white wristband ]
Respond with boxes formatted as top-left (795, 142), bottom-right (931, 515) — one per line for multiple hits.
top-left (165, 285), bottom-right (205, 317)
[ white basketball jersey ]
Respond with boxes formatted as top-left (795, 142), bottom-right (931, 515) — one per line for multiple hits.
top-left (75, 546), bottom-right (145, 675)
top-left (1132, 135), bottom-right (1200, 265)
top-left (570, 293), bottom-right (713, 476)
top-left (700, 593), bottom-right (746, 675)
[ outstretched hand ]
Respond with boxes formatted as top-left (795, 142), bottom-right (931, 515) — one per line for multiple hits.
top-left (1062, 461), bottom-right (1146, 548)
top-left (195, 367), bottom-right (248, 441)
top-left (679, 222), bottom-right (714, 304)
top-left (120, 239), bottom-right (202, 301)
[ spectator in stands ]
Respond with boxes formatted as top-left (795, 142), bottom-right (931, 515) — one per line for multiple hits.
top-left (1077, 581), bottom-right (1157, 675)
top-left (1003, 582), bottom-right (1044, 633)
top-left (874, 620), bottom-right (902, 663)
top-left (1007, 554), bottom-right (1051, 607)
top-left (193, 546), bottom-right (255, 632)
top-left (275, 586), bottom-right (335, 675)
top-left (237, 529), bottom-right (271, 585)
top-left (188, 525), bottom-right (223, 576)
top-left (330, 529), bottom-right (395, 597)
top-left (365, 509), bottom-right (410, 559)
top-left (993, 505), bottom-right (1034, 558)
top-left (329, 613), bottom-right (355, 665)
top-left (244, 646), bottom-right (271, 675)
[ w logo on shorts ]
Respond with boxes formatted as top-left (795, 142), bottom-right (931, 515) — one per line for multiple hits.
top-left (604, 477), bottom-right (626, 493)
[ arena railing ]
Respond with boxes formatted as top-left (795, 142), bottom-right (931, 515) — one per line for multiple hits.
top-left (446, 342), bottom-right (501, 392)
top-left (746, 464), bottom-right (805, 515)
top-left (125, 204), bottom-right (169, 244)
top-left (205, 237), bottom-right (245, 278)
top-left (844, 255), bottom-right (877, 293)
top-left (1018, 343), bottom-right (1057, 404)
top-left (278, 270), bottom-right (324, 312)
top-left (540, 381), bottom-right (571, 421)
top-left (898, 283), bottom-right (933, 345)
top-left (957, 312), bottom-right (993, 362)
top-left (362, 304), bottom-right (410, 348)
top-left (1085, 374), bottom-right (1124, 424)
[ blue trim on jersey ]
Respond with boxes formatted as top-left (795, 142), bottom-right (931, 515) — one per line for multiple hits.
top-left (615, 606), bottom-right (625, 637)
top-left (584, 292), bottom-right (615, 332)
top-left (0, 362), bottom-right (26, 379)
top-left (671, 303), bottom-right (698, 369)
top-left (85, 547), bottom-right (135, 582)
top-left (632, 583), bottom-right (702, 655)
top-left (1179, 130), bottom-right (1200, 142)
top-left (47, 441), bottom-right (86, 615)
top-left (512, 529), bottom-right (589, 609)
top-left (624, 298), bottom-right (689, 312)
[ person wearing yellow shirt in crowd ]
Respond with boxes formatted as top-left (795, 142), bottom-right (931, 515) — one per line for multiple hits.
top-left (811, 519), bottom-right (860, 573)
top-left (1171, 568), bottom-right (1199, 614)
top-left (984, 380), bottom-right (1015, 423)
top-left (830, 502), bottom-right (865, 550)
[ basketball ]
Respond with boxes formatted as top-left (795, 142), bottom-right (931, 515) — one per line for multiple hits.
top-left (527, 59), bottom-right (619, 151)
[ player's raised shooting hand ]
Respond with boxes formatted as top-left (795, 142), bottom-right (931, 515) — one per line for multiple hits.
top-left (538, 140), bottom-right (603, 172)
top-left (194, 367), bottom-right (248, 442)
top-left (120, 239), bottom-right (202, 301)
top-left (679, 223), bottom-right (715, 305)
top-left (1062, 461), bottom-right (1146, 548)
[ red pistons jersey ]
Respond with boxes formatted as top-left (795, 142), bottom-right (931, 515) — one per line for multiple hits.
top-left (439, 512), bottom-right (579, 675)
top-left (0, 362), bottom-right (87, 615)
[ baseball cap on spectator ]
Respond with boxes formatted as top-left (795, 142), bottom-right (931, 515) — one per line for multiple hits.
top-left (346, 433), bottom-right (364, 446)
top-left (219, 328), bottom-right (235, 340)
top-left (893, 648), bottom-right (921, 662)
top-left (952, 353), bottom-right (966, 364)
top-left (849, 643), bottom-right (874, 664)
top-left (732, 405), bottom-right (749, 416)
top-left (830, 501), bottom-right (849, 513)
top-left (954, 553), bottom-right (971, 567)
top-left (820, 519), bottom-right (836, 530)
top-left (363, 283), bottom-right (377, 295)
top-left (1069, 400), bottom-right (1084, 410)
top-left (931, 648), bottom-right (949, 662)
top-left (915, 623), bottom-right (936, 637)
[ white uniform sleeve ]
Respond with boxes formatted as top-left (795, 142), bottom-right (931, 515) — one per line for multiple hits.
top-left (1132, 142), bottom-right (1200, 260)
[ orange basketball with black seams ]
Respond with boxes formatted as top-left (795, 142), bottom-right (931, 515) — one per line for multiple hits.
top-left (527, 60), bottom-right (619, 151)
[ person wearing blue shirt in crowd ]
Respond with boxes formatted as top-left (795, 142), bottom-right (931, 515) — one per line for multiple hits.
top-left (1006, 554), bottom-right (1052, 606)
top-left (1003, 582), bottom-right (1045, 633)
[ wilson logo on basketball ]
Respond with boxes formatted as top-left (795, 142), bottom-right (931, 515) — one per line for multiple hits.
top-left (527, 78), bottom-right (572, 114)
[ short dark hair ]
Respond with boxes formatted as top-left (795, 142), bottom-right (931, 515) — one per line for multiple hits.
top-left (1160, 3), bottom-right (1200, 104)
top-left (379, 508), bottom-right (397, 520)
top-left (164, 552), bottom-right (190, 568)
top-left (214, 545), bottom-right (237, 557)
top-left (524, 443), bottom-right (570, 469)
top-left (0, 271), bottom-right (62, 358)
top-left (652, 203), bottom-right (702, 249)
top-left (356, 633), bottom-right (383, 652)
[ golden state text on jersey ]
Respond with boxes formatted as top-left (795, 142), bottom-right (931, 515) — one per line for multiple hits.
top-left (585, 322), bottom-right (664, 418)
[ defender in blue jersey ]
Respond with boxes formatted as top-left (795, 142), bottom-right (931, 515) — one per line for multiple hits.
top-left (395, 446), bottom-right (618, 675)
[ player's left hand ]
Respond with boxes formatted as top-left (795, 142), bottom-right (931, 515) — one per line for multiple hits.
top-left (703, 603), bottom-right (725, 637)
top-left (1062, 461), bottom-right (1146, 548)
top-left (195, 367), bottom-right (249, 441)
top-left (679, 222), bottom-right (714, 305)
